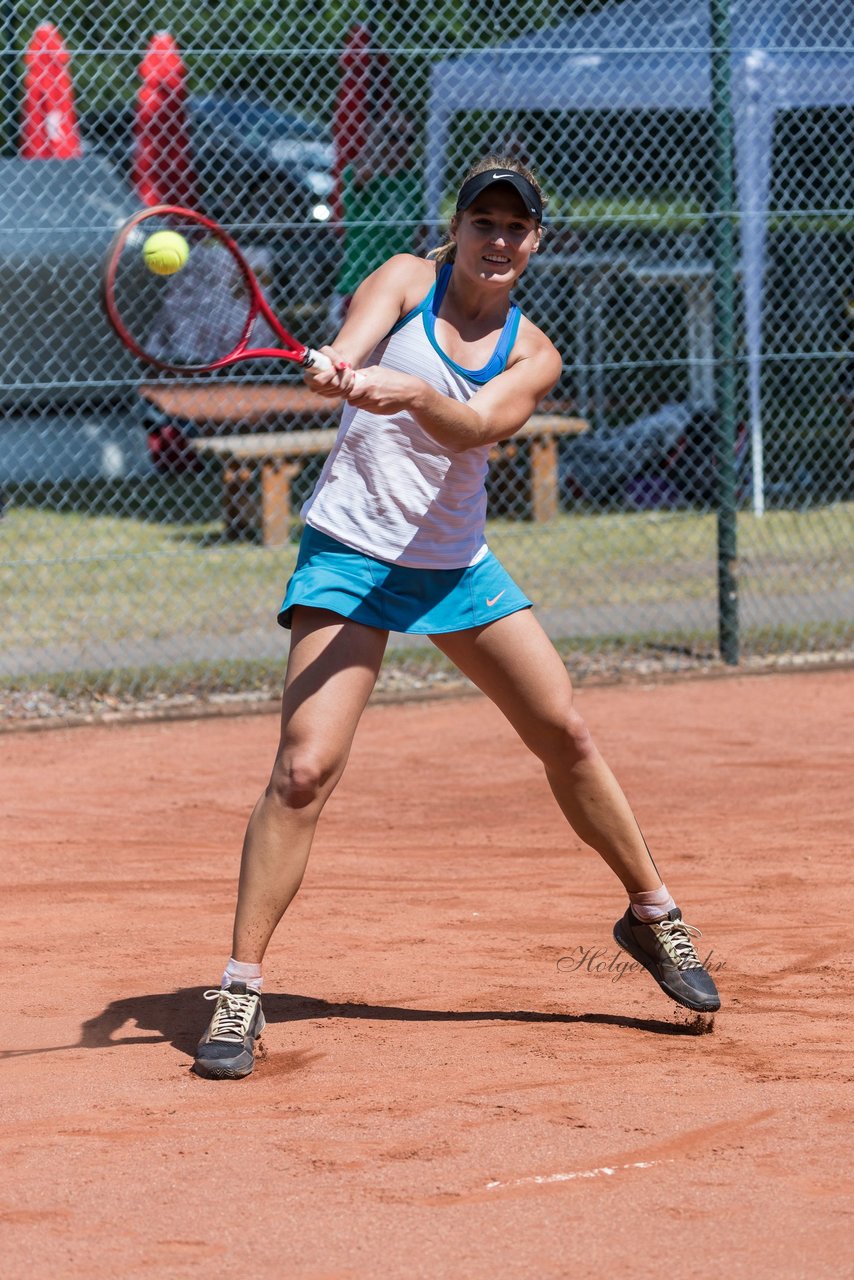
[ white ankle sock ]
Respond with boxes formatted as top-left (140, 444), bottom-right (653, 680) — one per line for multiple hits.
top-left (628, 884), bottom-right (677, 922)
top-left (222, 957), bottom-right (263, 992)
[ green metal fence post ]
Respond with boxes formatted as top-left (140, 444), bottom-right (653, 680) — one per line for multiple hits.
top-left (710, 0), bottom-right (740, 664)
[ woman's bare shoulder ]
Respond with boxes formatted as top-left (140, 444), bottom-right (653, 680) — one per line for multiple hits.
top-left (374, 254), bottom-right (437, 309)
top-left (363, 252), bottom-right (437, 317)
top-left (512, 314), bottom-right (563, 376)
top-left (369, 253), bottom-right (435, 281)
top-left (355, 254), bottom-right (437, 317)
top-left (384, 253), bottom-right (436, 274)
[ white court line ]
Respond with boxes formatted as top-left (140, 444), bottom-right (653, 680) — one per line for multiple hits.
top-left (486, 1159), bottom-right (665, 1190)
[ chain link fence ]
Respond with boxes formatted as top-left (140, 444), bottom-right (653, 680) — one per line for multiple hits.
top-left (1, 0), bottom-right (852, 718)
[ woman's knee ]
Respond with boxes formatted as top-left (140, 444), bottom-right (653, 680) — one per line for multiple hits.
top-left (266, 747), bottom-right (342, 811)
top-left (529, 706), bottom-right (596, 770)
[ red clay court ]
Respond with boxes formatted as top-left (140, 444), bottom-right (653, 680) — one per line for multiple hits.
top-left (2, 668), bottom-right (852, 1277)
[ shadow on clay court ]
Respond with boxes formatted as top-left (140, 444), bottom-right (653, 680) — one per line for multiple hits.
top-left (4, 989), bottom-right (704, 1062)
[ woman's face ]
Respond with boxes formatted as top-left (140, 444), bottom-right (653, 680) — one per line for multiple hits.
top-left (451, 185), bottom-right (541, 286)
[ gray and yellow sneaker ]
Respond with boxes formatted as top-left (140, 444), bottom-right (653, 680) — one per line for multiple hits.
top-left (613, 907), bottom-right (721, 1012)
top-left (193, 982), bottom-right (266, 1079)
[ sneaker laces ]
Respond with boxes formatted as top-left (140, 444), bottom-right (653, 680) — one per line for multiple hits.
top-left (203, 988), bottom-right (259, 1041)
top-left (648, 917), bottom-right (704, 970)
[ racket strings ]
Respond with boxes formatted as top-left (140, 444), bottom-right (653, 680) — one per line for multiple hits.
top-left (111, 221), bottom-right (257, 369)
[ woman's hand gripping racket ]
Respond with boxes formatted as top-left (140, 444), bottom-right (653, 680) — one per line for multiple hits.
top-left (101, 204), bottom-right (334, 376)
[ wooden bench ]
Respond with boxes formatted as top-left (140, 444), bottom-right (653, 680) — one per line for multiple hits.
top-left (140, 383), bottom-right (336, 430)
top-left (140, 384), bottom-right (587, 546)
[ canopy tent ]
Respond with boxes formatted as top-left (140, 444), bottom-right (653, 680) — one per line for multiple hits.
top-left (425, 0), bottom-right (854, 515)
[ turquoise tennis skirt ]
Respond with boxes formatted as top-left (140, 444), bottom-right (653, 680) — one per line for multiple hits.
top-left (277, 524), bottom-right (532, 634)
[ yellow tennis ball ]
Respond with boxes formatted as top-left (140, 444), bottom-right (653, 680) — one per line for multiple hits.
top-left (143, 230), bottom-right (190, 276)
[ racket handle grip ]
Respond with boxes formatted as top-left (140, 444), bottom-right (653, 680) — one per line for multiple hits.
top-left (304, 349), bottom-right (333, 372)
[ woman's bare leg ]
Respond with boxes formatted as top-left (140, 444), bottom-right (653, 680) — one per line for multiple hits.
top-left (432, 609), bottom-right (660, 892)
top-left (231, 607), bottom-right (388, 962)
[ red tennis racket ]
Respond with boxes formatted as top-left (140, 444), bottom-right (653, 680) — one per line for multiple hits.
top-left (102, 204), bottom-right (333, 375)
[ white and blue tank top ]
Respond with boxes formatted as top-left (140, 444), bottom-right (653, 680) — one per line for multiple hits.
top-left (302, 263), bottom-right (522, 569)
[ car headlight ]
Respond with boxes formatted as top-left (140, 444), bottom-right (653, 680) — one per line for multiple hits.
top-left (307, 171), bottom-right (334, 198)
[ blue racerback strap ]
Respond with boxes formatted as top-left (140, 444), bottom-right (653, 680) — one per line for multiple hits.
top-left (390, 263), bottom-right (521, 384)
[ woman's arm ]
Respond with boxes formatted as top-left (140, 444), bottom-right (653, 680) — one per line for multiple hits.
top-left (347, 321), bottom-right (563, 450)
top-left (305, 255), bottom-right (434, 398)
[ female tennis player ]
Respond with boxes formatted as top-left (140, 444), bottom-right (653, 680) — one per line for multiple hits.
top-left (194, 156), bottom-right (720, 1080)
